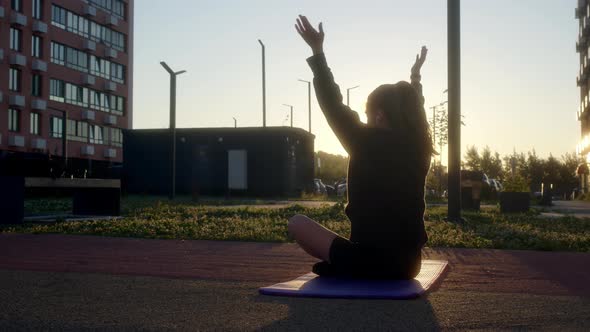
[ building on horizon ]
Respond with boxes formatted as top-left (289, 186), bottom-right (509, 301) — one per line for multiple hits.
top-left (123, 127), bottom-right (315, 197)
top-left (0, 0), bottom-right (133, 178)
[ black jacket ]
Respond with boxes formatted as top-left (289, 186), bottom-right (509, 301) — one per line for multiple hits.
top-left (307, 53), bottom-right (429, 252)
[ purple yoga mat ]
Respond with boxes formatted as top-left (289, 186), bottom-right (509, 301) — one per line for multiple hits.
top-left (259, 260), bottom-right (448, 299)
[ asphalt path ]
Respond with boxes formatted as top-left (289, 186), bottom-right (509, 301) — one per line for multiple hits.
top-left (0, 234), bottom-right (589, 331)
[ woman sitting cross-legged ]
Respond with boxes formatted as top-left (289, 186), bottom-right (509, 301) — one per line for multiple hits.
top-left (288, 15), bottom-right (434, 280)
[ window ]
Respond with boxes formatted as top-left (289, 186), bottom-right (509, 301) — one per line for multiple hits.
top-left (67, 119), bottom-right (89, 142)
top-left (10, 28), bottom-right (22, 51)
top-left (89, 125), bottom-right (104, 144)
top-left (12, 0), bottom-right (22, 12)
top-left (51, 42), bottom-right (66, 65)
top-left (111, 63), bottom-right (124, 83)
top-left (66, 11), bottom-right (89, 37)
top-left (50, 117), bottom-right (63, 138)
top-left (32, 74), bottom-right (42, 97)
top-left (30, 113), bottom-right (40, 135)
top-left (50, 79), bottom-right (65, 102)
top-left (65, 83), bottom-right (88, 106)
top-left (109, 95), bottom-right (124, 115)
top-left (111, 128), bottom-right (123, 147)
top-left (9, 68), bottom-right (21, 92)
top-left (66, 47), bottom-right (88, 72)
top-left (8, 109), bottom-right (20, 132)
top-left (32, 35), bottom-right (42, 58)
top-left (32, 0), bottom-right (43, 19)
top-left (51, 6), bottom-right (66, 29)
top-left (88, 0), bottom-right (126, 19)
top-left (52, 5), bottom-right (125, 52)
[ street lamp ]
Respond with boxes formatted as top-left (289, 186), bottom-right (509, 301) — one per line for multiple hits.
top-left (233, 117), bottom-right (237, 128)
top-left (283, 104), bottom-right (294, 127)
top-left (160, 61), bottom-right (187, 200)
top-left (346, 85), bottom-right (359, 107)
top-left (258, 39), bottom-right (266, 127)
top-left (447, 0), bottom-right (462, 222)
top-left (48, 106), bottom-right (68, 173)
top-left (298, 79), bottom-right (311, 133)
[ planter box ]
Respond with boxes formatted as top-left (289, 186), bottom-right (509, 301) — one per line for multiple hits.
top-left (500, 192), bottom-right (530, 213)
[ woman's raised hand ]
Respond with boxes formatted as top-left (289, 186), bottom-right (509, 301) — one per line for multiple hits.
top-left (411, 46), bottom-right (428, 76)
top-left (295, 15), bottom-right (325, 55)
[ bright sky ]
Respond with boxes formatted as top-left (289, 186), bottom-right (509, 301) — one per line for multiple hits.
top-left (133, 0), bottom-right (580, 163)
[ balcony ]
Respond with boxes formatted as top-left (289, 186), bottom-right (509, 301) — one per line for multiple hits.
top-left (31, 99), bottom-right (47, 111)
top-left (32, 59), bottom-right (47, 72)
top-left (104, 115), bottom-right (117, 126)
top-left (10, 54), bottom-right (26, 67)
top-left (11, 12), bottom-right (27, 26)
top-left (8, 135), bottom-right (25, 148)
top-left (104, 148), bottom-right (117, 158)
top-left (81, 145), bottom-right (95, 156)
top-left (9, 95), bottom-right (25, 107)
top-left (104, 81), bottom-right (117, 92)
top-left (83, 5), bottom-right (97, 17)
top-left (104, 48), bottom-right (117, 59)
top-left (31, 138), bottom-right (47, 150)
top-left (83, 40), bottom-right (96, 52)
top-left (81, 110), bottom-right (96, 121)
top-left (32, 21), bottom-right (48, 34)
top-left (106, 15), bottom-right (119, 27)
top-left (83, 74), bottom-right (96, 86)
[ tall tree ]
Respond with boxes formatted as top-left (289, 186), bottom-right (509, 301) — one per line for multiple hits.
top-left (314, 151), bottom-right (349, 185)
top-left (464, 145), bottom-right (481, 171)
top-left (480, 146), bottom-right (503, 179)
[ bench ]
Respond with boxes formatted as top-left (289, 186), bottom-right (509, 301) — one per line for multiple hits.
top-left (0, 176), bottom-right (121, 224)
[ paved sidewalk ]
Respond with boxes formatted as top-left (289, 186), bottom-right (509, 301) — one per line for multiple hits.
top-left (0, 234), bottom-right (589, 330)
top-left (542, 200), bottom-right (590, 218)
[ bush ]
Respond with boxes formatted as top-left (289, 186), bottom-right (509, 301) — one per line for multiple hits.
top-left (502, 173), bottom-right (530, 192)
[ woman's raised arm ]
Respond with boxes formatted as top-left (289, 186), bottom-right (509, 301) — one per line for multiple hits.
top-left (295, 15), bottom-right (363, 153)
top-left (410, 46), bottom-right (428, 107)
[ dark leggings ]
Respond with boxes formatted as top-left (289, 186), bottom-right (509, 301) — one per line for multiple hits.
top-left (313, 236), bottom-right (422, 280)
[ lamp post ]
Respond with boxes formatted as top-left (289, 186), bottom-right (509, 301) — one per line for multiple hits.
top-left (447, 0), bottom-right (462, 222)
top-left (258, 39), bottom-right (266, 127)
top-left (233, 117), bottom-right (237, 128)
top-left (160, 61), bottom-right (187, 200)
top-left (48, 106), bottom-right (68, 174)
top-left (283, 104), bottom-right (294, 127)
top-left (298, 79), bottom-right (311, 133)
top-left (346, 85), bottom-right (359, 107)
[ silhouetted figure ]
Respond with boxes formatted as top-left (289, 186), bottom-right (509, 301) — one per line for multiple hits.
top-left (288, 15), bottom-right (434, 280)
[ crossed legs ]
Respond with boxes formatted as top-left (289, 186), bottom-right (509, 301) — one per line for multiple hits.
top-left (287, 214), bottom-right (340, 263)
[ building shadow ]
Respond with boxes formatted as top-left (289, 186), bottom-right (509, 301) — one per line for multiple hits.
top-left (253, 293), bottom-right (441, 331)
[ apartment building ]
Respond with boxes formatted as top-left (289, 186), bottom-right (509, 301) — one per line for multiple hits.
top-left (0, 0), bottom-right (133, 177)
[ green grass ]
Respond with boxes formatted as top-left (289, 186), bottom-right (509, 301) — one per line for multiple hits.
top-left (5, 197), bottom-right (590, 252)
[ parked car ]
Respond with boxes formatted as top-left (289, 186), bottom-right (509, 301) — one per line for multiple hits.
top-left (336, 180), bottom-right (347, 197)
top-left (325, 184), bottom-right (337, 197)
top-left (488, 179), bottom-right (503, 192)
top-left (313, 179), bottom-right (327, 195)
